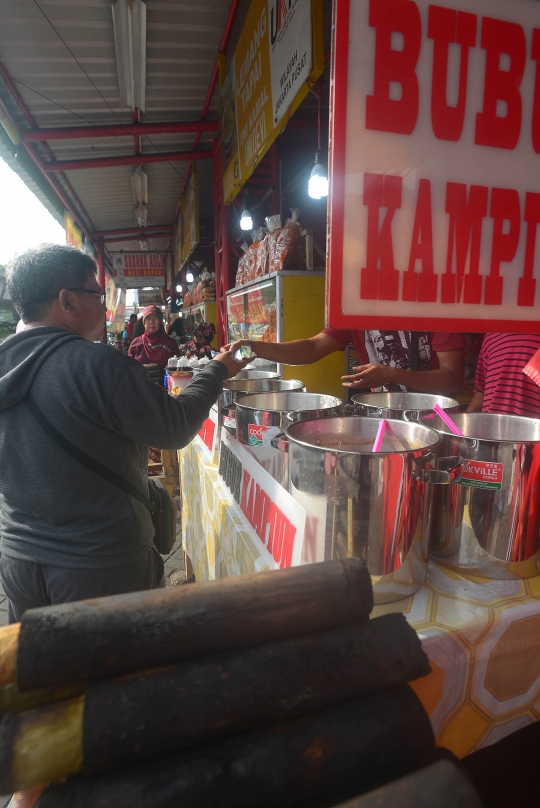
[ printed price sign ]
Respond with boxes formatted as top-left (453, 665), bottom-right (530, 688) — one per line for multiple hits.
top-left (458, 460), bottom-right (503, 490)
top-left (327, 0), bottom-right (540, 333)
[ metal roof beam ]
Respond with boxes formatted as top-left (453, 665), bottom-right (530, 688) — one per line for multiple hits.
top-left (92, 225), bottom-right (173, 238)
top-left (103, 232), bottom-right (172, 243)
top-left (22, 120), bottom-right (219, 142)
top-left (44, 149), bottom-right (212, 172)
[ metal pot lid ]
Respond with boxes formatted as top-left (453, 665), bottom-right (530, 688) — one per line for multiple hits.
top-left (286, 416), bottom-right (441, 454)
top-left (222, 378), bottom-right (304, 393)
top-left (422, 412), bottom-right (540, 443)
top-left (351, 392), bottom-right (459, 411)
top-left (235, 392), bottom-right (342, 412)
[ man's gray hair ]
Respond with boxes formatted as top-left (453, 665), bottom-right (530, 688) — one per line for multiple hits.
top-left (7, 243), bottom-right (98, 322)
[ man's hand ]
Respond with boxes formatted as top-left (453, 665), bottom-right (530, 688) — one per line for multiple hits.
top-left (341, 363), bottom-right (397, 390)
top-left (213, 348), bottom-right (250, 378)
top-left (220, 338), bottom-right (253, 354)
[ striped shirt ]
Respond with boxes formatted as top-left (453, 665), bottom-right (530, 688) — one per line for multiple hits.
top-left (474, 334), bottom-right (540, 417)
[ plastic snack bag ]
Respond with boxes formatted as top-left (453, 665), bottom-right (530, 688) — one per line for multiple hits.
top-left (270, 208), bottom-right (301, 272)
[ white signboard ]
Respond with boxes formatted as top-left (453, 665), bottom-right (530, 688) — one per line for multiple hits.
top-left (269, 0), bottom-right (313, 127)
top-left (327, 0), bottom-right (540, 333)
top-left (111, 252), bottom-right (165, 289)
top-left (218, 429), bottom-right (306, 569)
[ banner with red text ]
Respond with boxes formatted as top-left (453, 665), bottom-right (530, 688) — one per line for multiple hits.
top-left (327, 0), bottom-right (540, 332)
top-left (218, 429), bottom-right (306, 569)
top-left (111, 252), bottom-right (165, 289)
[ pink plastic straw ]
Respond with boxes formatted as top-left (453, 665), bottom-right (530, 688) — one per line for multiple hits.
top-left (433, 403), bottom-right (465, 437)
top-left (372, 419), bottom-right (387, 452)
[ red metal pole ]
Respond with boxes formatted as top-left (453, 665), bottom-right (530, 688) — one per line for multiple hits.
top-left (22, 120), bottom-right (219, 142)
top-left (97, 238), bottom-right (105, 291)
top-left (44, 149), bottom-right (212, 173)
top-left (179, 0), bottom-right (242, 202)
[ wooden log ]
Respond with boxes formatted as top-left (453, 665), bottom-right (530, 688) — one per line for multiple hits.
top-left (14, 558), bottom-right (373, 692)
top-left (331, 760), bottom-right (483, 808)
top-left (0, 614), bottom-right (428, 791)
top-left (36, 685), bottom-right (436, 808)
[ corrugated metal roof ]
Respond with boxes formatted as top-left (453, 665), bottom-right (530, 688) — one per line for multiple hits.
top-left (0, 0), bottom-right (334, 271)
top-left (0, 0), bottom-right (252, 257)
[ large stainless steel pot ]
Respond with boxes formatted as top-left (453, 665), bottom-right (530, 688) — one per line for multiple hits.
top-left (282, 416), bottom-right (459, 603)
top-left (422, 412), bottom-right (540, 579)
top-left (235, 392), bottom-right (342, 487)
top-left (231, 370), bottom-right (281, 381)
top-left (218, 378), bottom-right (305, 435)
top-left (351, 392), bottom-right (459, 421)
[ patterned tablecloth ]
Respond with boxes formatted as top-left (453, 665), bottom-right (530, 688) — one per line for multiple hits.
top-left (180, 437), bottom-right (275, 580)
top-left (180, 436), bottom-right (540, 758)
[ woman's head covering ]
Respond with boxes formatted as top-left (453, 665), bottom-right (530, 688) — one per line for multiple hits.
top-left (179, 321), bottom-right (216, 359)
top-left (142, 305), bottom-right (163, 325)
top-left (193, 322), bottom-right (216, 345)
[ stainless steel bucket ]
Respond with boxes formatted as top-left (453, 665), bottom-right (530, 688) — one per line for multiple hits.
top-left (235, 392), bottom-right (343, 487)
top-left (423, 412), bottom-right (540, 579)
top-left (219, 378), bottom-right (305, 435)
top-left (351, 392), bottom-right (459, 421)
top-left (282, 416), bottom-right (458, 603)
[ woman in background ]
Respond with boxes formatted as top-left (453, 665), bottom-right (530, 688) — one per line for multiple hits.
top-left (128, 305), bottom-right (179, 373)
top-left (179, 321), bottom-right (216, 360)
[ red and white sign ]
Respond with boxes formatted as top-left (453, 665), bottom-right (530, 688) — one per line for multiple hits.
top-left (196, 407), bottom-right (219, 463)
top-left (458, 459), bottom-right (503, 490)
top-left (111, 252), bottom-right (165, 289)
top-left (220, 430), bottom-right (306, 568)
top-left (328, 0), bottom-right (540, 333)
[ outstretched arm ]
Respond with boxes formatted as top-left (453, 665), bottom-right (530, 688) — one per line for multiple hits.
top-left (222, 332), bottom-right (344, 365)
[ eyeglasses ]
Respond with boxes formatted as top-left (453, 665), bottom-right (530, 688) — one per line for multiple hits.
top-left (64, 287), bottom-right (106, 305)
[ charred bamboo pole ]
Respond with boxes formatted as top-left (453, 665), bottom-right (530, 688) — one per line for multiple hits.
top-left (0, 682), bottom-right (84, 719)
top-left (37, 685), bottom-right (435, 808)
top-left (3, 558), bottom-right (373, 692)
top-left (332, 760), bottom-right (483, 808)
top-left (0, 614), bottom-right (428, 792)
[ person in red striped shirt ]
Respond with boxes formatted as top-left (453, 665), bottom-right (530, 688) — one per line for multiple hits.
top-left (467, 334), bottom-right (540, 417)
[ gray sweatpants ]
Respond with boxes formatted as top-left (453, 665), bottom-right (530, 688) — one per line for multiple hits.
top-left (0, 547), bottom-right (165, 623)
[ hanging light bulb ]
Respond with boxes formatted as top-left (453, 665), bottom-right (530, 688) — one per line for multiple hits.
top-left (308, 87), bottom-right (328, 200)
top-left (176, 284), bottom-right (182, 293)
top-left (186, 272), bottom-right (194, 283)
top-left (308, 152), bottom-right (328, 200)
top-left (240, 209), bottom-right (253, 230)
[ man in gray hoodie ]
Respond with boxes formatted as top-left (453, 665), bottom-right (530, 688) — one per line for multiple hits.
top-left (0, 243), bottom-right (242, 622)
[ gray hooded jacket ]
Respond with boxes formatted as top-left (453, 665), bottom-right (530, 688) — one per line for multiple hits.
top-left (0, 327), bottom-right (227, 568)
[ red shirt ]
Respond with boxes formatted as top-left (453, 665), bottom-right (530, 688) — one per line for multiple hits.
top-left (323, 329), bottom-right (464, 363)
top-left (474, 333), bottom-right (540, 417)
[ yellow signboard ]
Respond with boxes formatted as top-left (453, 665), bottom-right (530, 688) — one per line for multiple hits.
top-left (64, 210), bottom-right (83, 250)
top-left (219, 0), bottom-right (323, 204)
top-left (180, 165), bottom-right (200, 267)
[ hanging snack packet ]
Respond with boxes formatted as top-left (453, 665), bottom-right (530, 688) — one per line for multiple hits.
top-left (265, 214), bottom-right (282, 272)
top-left (270, 207), bottom-right (301, 272)
top-left (235, 242), bottom-right (249, 286)
top-left (252, 227), bottom-right (268, 278)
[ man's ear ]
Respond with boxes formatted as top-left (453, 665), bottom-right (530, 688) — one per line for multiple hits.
top-left (57, 289), bottom-right (76, 313)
